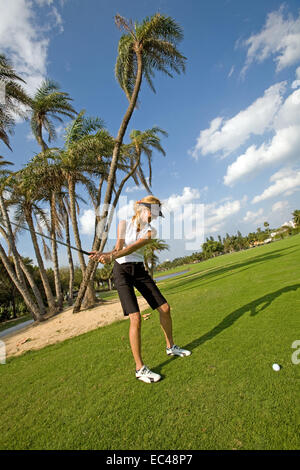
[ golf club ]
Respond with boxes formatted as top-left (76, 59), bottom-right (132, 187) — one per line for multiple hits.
top-left (8, 221), bottom-right (91, 256)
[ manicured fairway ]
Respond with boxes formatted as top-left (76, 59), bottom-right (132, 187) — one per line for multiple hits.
top-left (0, 235), bottom-right (299, 450)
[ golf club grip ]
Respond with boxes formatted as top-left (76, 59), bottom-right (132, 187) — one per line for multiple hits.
top-left (81, 249), bottom-right (92, 256)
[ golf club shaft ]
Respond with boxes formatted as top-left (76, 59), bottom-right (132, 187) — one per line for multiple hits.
top-left (9, 221), bottom-right (91, 256)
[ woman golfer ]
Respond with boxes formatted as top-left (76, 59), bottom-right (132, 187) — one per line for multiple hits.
top-left (89, 195), bottom-right (191, 383)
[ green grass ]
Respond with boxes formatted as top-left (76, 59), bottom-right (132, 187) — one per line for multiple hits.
top-left (0, 236), bottom-right (299, 450)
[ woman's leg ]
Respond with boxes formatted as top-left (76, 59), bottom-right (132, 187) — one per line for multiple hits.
top-left (156, 302), bottom-right (174, 349)
top-left (129, 311), bottom-right (144, 370)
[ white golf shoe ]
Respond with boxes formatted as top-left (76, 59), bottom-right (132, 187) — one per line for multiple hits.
top-left (166, 344), bottom-right (191, 357)
top-left (135, 365), bottom-right (161, 383)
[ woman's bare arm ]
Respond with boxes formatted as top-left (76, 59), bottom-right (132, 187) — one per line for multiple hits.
top-left (113, 230), bottom-right (154, 260)
top-left (89, 221), bottom-right (155, 263)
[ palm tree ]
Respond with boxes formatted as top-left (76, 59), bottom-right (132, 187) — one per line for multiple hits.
top-left (97, 12), bottom-right (185, 234)
top-left (57, 195), bottom-right (75, 305)
top-left (8, 167), bottom-right (57, 314)
top-left (34, 159), bottom-right (66, 311)
top-left (292, 210), bottom-right (300, 226)
top-left (36, 112), bottom-right (109, 307)
top-left (58, 113), bottom-right (108, 272)
top-left (144, 239), bottom-right (169, 278)
top-left (30, 79), bottom-right (77, 152)
top-left (0, 54), bottom-right (31, 150)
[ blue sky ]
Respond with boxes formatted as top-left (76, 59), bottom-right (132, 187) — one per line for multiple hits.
top-left (1, 0), bottom-right (300, 265)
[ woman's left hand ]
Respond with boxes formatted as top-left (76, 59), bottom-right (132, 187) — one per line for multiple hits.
top-left (98, 253), bottom-right (112, 264)
top-left (89, 251), bottom-right (104, 262)
top-left (89, 252), bottom-right (112, 264)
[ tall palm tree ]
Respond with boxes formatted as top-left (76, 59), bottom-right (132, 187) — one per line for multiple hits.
top-left (58, 195), bottom-right (75, 305)
top-left (96, 13), bottom-right (185, 238)
top-left (72, 14), bottom-right (185, 313)
top-left (57, 113), bottom-right (108, 274)
top-left (35, 159), bottom-right (66, 311)
top-left (0, 54), bottom-right (31, 150)
top-left (30, 79), bottom-right (77, 152)
top-left (8, 167), bottom-right (57, 315)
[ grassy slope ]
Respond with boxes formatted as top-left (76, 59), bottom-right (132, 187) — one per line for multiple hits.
top-left (0, 236), bottom-right (299, 450)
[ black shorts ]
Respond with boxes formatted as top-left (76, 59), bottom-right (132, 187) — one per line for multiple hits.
top-left (113, 261), bottom-right (168, 316)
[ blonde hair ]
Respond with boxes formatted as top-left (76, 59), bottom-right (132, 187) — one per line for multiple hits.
top-left (132, 195), bottom-right (162, 231)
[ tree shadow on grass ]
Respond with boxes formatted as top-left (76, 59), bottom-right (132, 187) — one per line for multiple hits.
top-left (162, 246), bottom-right (299, 296)
top-left (154, 283), bottom-right (300, 374)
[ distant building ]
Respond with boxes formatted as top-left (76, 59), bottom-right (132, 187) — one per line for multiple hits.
top-left (282, 220), bottom-right (296, 229)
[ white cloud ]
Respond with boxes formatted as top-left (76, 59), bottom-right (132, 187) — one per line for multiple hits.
top-left (241, 6), bottom-right (300, 76)
top-left (224, 125), bottom-right (300, 186)
top-left (228, 65), bottom-right (235, 78)
top-left (0, 0), bottom-right (65, 114)
top-left (190, 82), bottom-right (286, 159)
top-left (272, 200), bottom-right (289, 212)
top-left (204, 198), bottom-right (243, 233)
top-left (79, 209), bottom-right (95, 235)
top-left (291, 66), bottom-right (300, 89)
top-left (274, 88), bottom-right (300, 128)
top-left (164, 186), bottom-right (201, 212)
top-left (252, 168), bottom-right (300, 203)
top-left (35, 0), bottom-right (54, 5)
top-left (243, 208), bottom-right (264, 222)
top-left (224, 86), bottom-right (300, 186)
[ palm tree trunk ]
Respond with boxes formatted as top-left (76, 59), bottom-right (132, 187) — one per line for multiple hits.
top-left (150, 253), bottom-right (154, 278)
top-left (67, 176), bottom-right (86, 273)
top-left (25, 209), bottom-right (57, 314)
top-left (50, 192), bottom-right (63, 310)
top-left (19, 257), bottom-right (46, 315)
top-left (67, 176), bottom-right (96, 307)
top-left (64, 209), bottom-right (74, 306)
top-left (37, 120), bottom-right (48, 152)
top-left (0, 242), bottom-right (43, 321)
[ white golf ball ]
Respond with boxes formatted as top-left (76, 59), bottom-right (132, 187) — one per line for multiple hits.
top-left (272, 363), bottom-right (280, 371)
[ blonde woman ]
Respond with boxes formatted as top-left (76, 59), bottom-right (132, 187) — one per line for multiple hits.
top-left (89, 196), bottom-right (191, 383)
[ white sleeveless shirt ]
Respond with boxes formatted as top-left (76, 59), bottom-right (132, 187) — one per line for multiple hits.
top-left (115, 218), bottom-right (156, 264)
